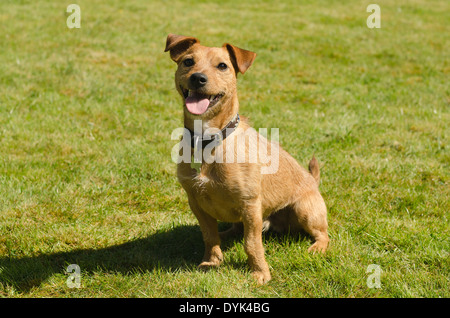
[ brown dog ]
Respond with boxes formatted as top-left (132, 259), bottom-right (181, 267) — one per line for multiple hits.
top-left (165, 34), bottom-right (329, 284)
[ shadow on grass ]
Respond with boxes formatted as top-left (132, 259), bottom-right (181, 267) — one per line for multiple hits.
top-left (0, 223), bottom-right (311, 293)
top-left (0, 225), bottom-right (206, 293)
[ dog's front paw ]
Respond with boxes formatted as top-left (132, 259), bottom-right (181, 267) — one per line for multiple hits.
top-left (198, 252), bottom-right (223, 270)
top-left (198, 260), bottom-right (221, 270)
top-left (307, 240), bottom-right (328, 254)
top-left (308, 240), bottom-right (328, 254)
top-left (252, 270), bottom-right (271, 285)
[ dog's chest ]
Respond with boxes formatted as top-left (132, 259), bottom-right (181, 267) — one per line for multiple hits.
top-left (178, 163), bottom-right (242, 222)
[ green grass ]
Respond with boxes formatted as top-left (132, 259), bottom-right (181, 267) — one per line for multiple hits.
top-left (0, 0), bottom-right (448, 297)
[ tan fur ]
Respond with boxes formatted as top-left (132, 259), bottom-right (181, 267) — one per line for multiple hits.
top-left (165, 34), bottom-right (329, 284)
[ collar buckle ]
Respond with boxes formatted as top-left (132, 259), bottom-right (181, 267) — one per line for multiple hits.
top-left (186, 113), bottom-right (240, 149)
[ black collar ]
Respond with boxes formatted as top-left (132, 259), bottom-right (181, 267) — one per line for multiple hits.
top-left (185, 114), bottom-right (240, 149)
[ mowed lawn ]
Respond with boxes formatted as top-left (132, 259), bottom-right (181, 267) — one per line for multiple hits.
top-left (0, 0), bottom-right (448, 297)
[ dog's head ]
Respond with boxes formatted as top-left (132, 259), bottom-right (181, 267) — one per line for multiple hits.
top-left (165, 34), bottom-right (256, 120)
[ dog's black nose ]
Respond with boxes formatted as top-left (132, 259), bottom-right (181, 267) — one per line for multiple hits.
top-left (189, 72), bottom-right (208, 89)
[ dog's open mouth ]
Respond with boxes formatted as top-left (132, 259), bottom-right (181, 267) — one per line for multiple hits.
top-left (181, 87), bottom-right (224, 115)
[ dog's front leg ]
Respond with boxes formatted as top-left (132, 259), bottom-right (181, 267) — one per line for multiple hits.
top-left (187, 196), bottom-right (223, 269)
top-left (242, 199), bottom-right (271, 284)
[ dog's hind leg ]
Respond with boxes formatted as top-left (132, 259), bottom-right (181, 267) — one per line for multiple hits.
top-left (291, 192), bottom-right (329, 253)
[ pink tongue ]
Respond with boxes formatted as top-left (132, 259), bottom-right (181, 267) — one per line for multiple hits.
top-left (185, 93), bottom-right (210, 115)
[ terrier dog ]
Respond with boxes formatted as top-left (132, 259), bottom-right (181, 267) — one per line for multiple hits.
top-left (165, 34), bottom-right (329, 284)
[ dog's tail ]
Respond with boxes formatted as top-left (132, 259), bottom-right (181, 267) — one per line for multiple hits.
top-left (308, 155), bottom-right (320, 184)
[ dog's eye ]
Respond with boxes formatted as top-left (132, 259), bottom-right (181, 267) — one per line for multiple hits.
top-left (183, 58), bottom-right (195, 67)
top-left (217, 62), bottom-right (228, 71)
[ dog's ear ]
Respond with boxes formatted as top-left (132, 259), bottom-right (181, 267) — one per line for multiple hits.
top-left (165, 34), bottom-right (199, 62)
top-left (223, 43), bottom-right (256, 74)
